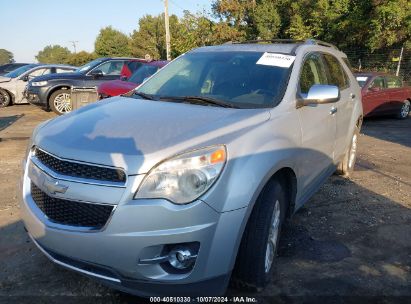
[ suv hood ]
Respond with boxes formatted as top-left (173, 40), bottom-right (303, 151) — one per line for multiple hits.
top-left (0, 76), bottom-right (11, 83)
top-left (34, 97), bottom-right (269, 175)
top-left (32, 71), bottom-right (81, 82)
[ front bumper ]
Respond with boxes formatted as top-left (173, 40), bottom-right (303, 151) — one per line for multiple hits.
top-left (26, 86), bottom-right (49, 107)
top-left (20, 154), bottom-right (246, 296)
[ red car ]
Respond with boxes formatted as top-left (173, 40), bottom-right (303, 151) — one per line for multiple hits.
top-left (98, 60), bottom-right (168, 99)
top-left (356, 72), bottom-right (411, 119)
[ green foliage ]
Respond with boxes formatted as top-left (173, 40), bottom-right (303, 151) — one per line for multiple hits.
top-left (35, 45), bottom-right (71, 64)
top-left (32, 1), bottom-right (410, 62)
top-left (66, 51), bottom-right (97, 66)
top-left (130, 14), bottom-right (180, 59)
top-left (0, 49), bottom-right (14, 64)
top-left (211, 0), bottom-right (411, 51)
top-left (95, 26), bottom-right (131, 57)
top-left (172, 11), bottom-right (215, 54)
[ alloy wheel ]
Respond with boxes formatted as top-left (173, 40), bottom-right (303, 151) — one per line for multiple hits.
top-left (265, 199), bottom-right (281, 273)
top-left (53, 93), bottom-right (72, 114)
top-left (348, 133), bottom-right (358, 169)
top-left (400, 101), bottom-right (410, 118)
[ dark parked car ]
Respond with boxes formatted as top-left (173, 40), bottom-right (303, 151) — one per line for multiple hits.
top-left (356, 72), bottom-right (411, 119)
top-left (98, 60), bottom-right (168, 99)
top-left (0, 63), bottom-right (29, 76)
top-left (26, 58), bottom-right (144, 115)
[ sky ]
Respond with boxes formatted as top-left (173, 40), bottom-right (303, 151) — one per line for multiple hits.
top-left (0, 0), bottom-right (213, 63)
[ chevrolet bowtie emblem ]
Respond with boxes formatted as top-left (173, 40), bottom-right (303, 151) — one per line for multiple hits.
top-left (43, 177), bottom-right (68, 195)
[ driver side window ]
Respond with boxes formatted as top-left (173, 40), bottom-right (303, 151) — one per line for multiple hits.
top-left (369, 77), bottom-right (385, 90)
top-left (299, 53), bottom-right (328, 96)
top-left (92, 61), bottom-right (125, 76)
top-left (28, 68), bottom-right (50, 79)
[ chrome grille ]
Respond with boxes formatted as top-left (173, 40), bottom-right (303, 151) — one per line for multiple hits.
top-left (34, 148), bottom-right (126, 183)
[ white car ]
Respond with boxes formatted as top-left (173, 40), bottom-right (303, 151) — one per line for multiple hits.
top-left (0, 64), bottom-right (76, 107)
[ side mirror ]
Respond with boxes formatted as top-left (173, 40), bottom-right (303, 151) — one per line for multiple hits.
top-left (90, 69), bottom-right (104, 78)
top-left (120, 75), bottom-right (128, 81)
top-left (21, 75), bottom-right (29, 82)
top-left (297, 84), bottom-right (340, 108)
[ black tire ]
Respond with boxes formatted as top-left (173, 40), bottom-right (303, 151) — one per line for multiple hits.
top-left (49, 89), bottom-right (72, 115)
top-left (396, 100), bottom-right (410, 119)
top-left (0, 89), bottom-right (11, 108)
top-left (336, 126), bottom-right (360, 177)
top-left (232, 178), bottom-right (287, 291)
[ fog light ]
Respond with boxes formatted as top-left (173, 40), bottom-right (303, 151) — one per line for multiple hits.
top-left (168, 248), bottom-right (197, 269)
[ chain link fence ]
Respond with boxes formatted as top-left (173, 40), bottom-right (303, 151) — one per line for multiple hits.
top-left (343, 48), bottom-right (411, 84)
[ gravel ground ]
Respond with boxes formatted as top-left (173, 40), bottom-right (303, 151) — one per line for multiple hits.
top-left (0, 105), bottom-right (410, 304)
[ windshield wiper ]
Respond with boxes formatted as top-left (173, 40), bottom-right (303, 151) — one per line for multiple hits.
top-left (159, 96), bottom-right (239, 108)
top-left (131, 91), bottom-right (157, 100)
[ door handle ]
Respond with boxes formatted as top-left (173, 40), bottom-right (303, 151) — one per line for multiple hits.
top-left (330, 107), bottom-right (338, 115)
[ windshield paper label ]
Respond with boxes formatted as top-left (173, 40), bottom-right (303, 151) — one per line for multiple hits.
top-left (256, 53), bottom-right (295, 68)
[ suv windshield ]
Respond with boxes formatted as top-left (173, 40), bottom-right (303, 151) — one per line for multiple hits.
top-left (4, 64), bottom-right (37, 78)
top-left (75, 58), bottom-right (106, 73)
top-left (135, 51), bottom-right (292, 108)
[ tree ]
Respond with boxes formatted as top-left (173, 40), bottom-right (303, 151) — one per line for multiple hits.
top-left (35, 45), bottom-right (71, 64)
top-left (65, 51), bottom-right (97, 66)
top-left (0, 49), bottom-right (14, 64)
top-left (211, 0), bottom-right (411, 51)
top-left (130, 14), bottom-right (180, 59)
top-left (95, 26), bottom-right (131, 57)
top-left (172, 11), bottom-right (215, 55)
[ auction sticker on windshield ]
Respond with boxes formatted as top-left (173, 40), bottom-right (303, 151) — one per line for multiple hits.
top-left (256, 52), bottom-right (296, 68)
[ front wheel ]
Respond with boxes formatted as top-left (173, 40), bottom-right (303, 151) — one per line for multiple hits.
top-left (232, 178), bottom-right (286, 291)
top-left (396, 100), bottom-right (410, 119)
top-left (336, 126), bottom-right (359, 177)
top-left (0, 89), bottom-right (11, 108)
top-left (49, 89), bottom-right (72, 115)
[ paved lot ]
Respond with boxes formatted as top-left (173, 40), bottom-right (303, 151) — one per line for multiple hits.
top-left (0, 105), bottom-right (410, 303)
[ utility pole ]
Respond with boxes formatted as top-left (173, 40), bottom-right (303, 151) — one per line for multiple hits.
top-left (164, 0), bottom-right (171, 61)
top-left (69, 41), bottom-right (79, 54)
top-left (396, 46), bottom-right (404, 77)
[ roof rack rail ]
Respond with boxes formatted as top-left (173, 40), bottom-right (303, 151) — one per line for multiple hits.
top-left (304, 39), bottom-right (337, 49)
top-left (229, 38), bottom-right (338, 49)
top-left (233, 39), bottom-right (305, 45)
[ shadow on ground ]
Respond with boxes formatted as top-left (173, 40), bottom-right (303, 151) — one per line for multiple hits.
top-left (0, 114), bottom-right (24, 132)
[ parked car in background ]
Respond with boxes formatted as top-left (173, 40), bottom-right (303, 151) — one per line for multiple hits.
top-left (98, 60), bottom-right (168, 99)
top-left (355, 72), bottom-right (411, 119)
top-left (0, 64), bottom-right (76, 108)
top-left (26, 58), bottom-right (147, 115)
top-left (0, 63), bottom-right (29, 76)
top-left (22, 40), bottom-right (363, 296)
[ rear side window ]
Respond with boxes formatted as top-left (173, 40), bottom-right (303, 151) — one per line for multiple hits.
top-left (299, 53), bottom-right (328, 95)
top-left (386, 76), bottom-right (402, 88)
top-left (323, 54), bottom-right (349, 90)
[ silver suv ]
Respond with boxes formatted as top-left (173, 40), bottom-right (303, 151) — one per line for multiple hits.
top-left (21, 40), bottom-right (363, 296)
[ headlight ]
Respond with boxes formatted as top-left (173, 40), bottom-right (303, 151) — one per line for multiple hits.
top-left (31, 81), bottom-right (47, 87)
top-left (134, 145), bottom-right (226, 204)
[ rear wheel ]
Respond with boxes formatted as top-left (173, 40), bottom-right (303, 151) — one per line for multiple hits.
top-left (0, 89), bottom-right (11, 108)
top-left (49, 89), bottom-right (71, 115)
top-left (336, 126), bottom-right (359, 177)
top-left (232, 178), bottom-right (286, 291)
top-left (396, 100), bottom-right (410, 119)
